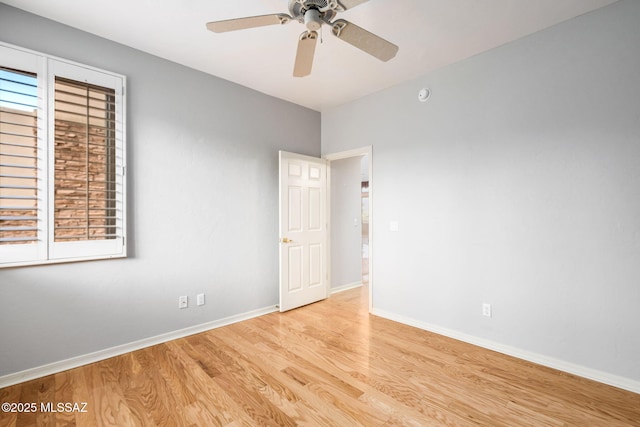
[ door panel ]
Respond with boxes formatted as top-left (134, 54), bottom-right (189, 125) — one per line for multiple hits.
top-left (287, 245), bottom-right (303, 291)
top-left (309, 243), bottom-right (322, 287)
top-left (288, 186), bottom-right (303, 231)
top-left (308, 188), bottom-right (321, 230)
top-left (279, 151), bottom-right (328, 311)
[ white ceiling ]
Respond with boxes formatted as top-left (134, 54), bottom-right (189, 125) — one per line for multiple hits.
top-left (4, 0), bottom-right (618, 111)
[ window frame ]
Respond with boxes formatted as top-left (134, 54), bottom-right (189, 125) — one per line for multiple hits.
top-left (0, 42), bottom-right (127, 268)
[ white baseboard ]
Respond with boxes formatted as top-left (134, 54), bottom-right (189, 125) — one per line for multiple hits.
top-left (0, 305), bottom-right (278, 389)
top-left (6, 303), bottom-right (637, 395)
top-left (330, 281), bottom-right (362, 294)
top-left (371, 308), bottom-right (640, 395)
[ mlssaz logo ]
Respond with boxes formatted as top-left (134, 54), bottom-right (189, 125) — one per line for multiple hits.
top-left (40, 402), bottom-right (89, 413)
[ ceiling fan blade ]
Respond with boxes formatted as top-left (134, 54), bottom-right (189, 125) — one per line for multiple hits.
top-left (335, 0), bottom-right (370, 11)
top-left (331, 19), bottom-right (398, 62)
top-left (293, 31), bottom-right (318, 78)
top-left (206, 14), bottom-right (291, 33)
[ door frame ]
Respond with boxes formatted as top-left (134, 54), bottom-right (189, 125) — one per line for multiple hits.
top-left (324, 146), bottom-right (373, 313)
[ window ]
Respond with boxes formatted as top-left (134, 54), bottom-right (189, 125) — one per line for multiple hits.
top-left (0, 43), bottom-right (126, 267)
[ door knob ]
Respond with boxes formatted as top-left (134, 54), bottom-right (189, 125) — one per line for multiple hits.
top-left (281, 237), bottom-right (293, 243)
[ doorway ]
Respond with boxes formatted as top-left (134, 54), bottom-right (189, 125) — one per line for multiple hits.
top-left (325, 146), bottom-right (373, 312)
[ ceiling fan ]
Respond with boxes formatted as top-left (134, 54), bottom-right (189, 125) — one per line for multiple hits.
top-left (206, 0), bottom-right (399, 77)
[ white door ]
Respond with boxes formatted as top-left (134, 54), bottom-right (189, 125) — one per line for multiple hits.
top-left (279, 151), bottom-right (328, 312)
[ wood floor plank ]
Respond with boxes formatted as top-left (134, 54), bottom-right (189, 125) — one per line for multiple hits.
top-left (164, 339), bottom-right (245, 426)
top-left (190, 333), bottom-right (300, 426)
top-left (68, 367), bottom-right (99, 427)
top-left (53, 369), bottom-right (81, 426)
top-left (133, 346), bottom-right (193, 426)
top-left (85, 358), bottom-right (138, 427)
top-left (211, 326), bottom-right (375, 426)
top-left (15, 377), bottom-right (51, 426)
top-left (107, 353), bottom-right (161, 426)
top-left (0, 383), bottom-right (21, 427)
top-left (1, 285), bottom-right (639, 426)
top-left (175, 338), bottom-right (248, 419)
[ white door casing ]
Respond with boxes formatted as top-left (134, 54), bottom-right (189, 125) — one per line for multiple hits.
top-left (279, 151), bottom-right (328, 312)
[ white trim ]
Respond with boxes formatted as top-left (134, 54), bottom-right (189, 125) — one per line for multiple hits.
top-left (371, 308), bottom-right (640, 395)
top-left (330, 281), bottom-right (362, 295)
top-left (0, 305), bottom-right (278, 389)
top-left (324, 147), bottom-right (372, 162)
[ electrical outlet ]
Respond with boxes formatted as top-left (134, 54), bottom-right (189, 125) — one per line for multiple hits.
top-left (197, 293), bottom-right (205, 306)
top-left (482, 303), bottom-right (492, 317)
top-left (179, 295), bottom-right (188, 309)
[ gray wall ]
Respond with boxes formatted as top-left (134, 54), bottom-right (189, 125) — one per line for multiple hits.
top-left (0, 4), bottom-right (320, 376)
top-left (323, 0), bottom-right (640, 383)
top-left (330, 156), bottom-right (363, 289)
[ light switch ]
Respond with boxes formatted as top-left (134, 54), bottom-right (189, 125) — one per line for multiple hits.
top-left (389, 221), bottom-right (399, 232)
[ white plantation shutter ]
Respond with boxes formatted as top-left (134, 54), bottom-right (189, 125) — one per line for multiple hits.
top-left (0, 45), bottom-right (47, 264)
top-left (48, 60), bottom-right (126, 261)
top-left (0, 42), bottom-right (126, 267)
top-left (53, 78), bottom-right (117, 242)
top-left (0, 68), bottom-right (39, 244)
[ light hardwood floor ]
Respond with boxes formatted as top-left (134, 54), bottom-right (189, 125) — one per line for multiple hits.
top-left (1, 286), bottom-right (639, 426)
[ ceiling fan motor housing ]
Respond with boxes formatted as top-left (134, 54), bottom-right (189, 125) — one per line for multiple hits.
top-left (289, 0), bottom-right (338, 25)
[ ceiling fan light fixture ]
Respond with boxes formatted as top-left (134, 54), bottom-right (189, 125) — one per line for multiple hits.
top-left (304, 9), bottom-right (322, 31)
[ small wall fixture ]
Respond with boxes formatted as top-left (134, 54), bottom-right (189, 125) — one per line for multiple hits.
top-left (418, 88), bottom-right (431, 102)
